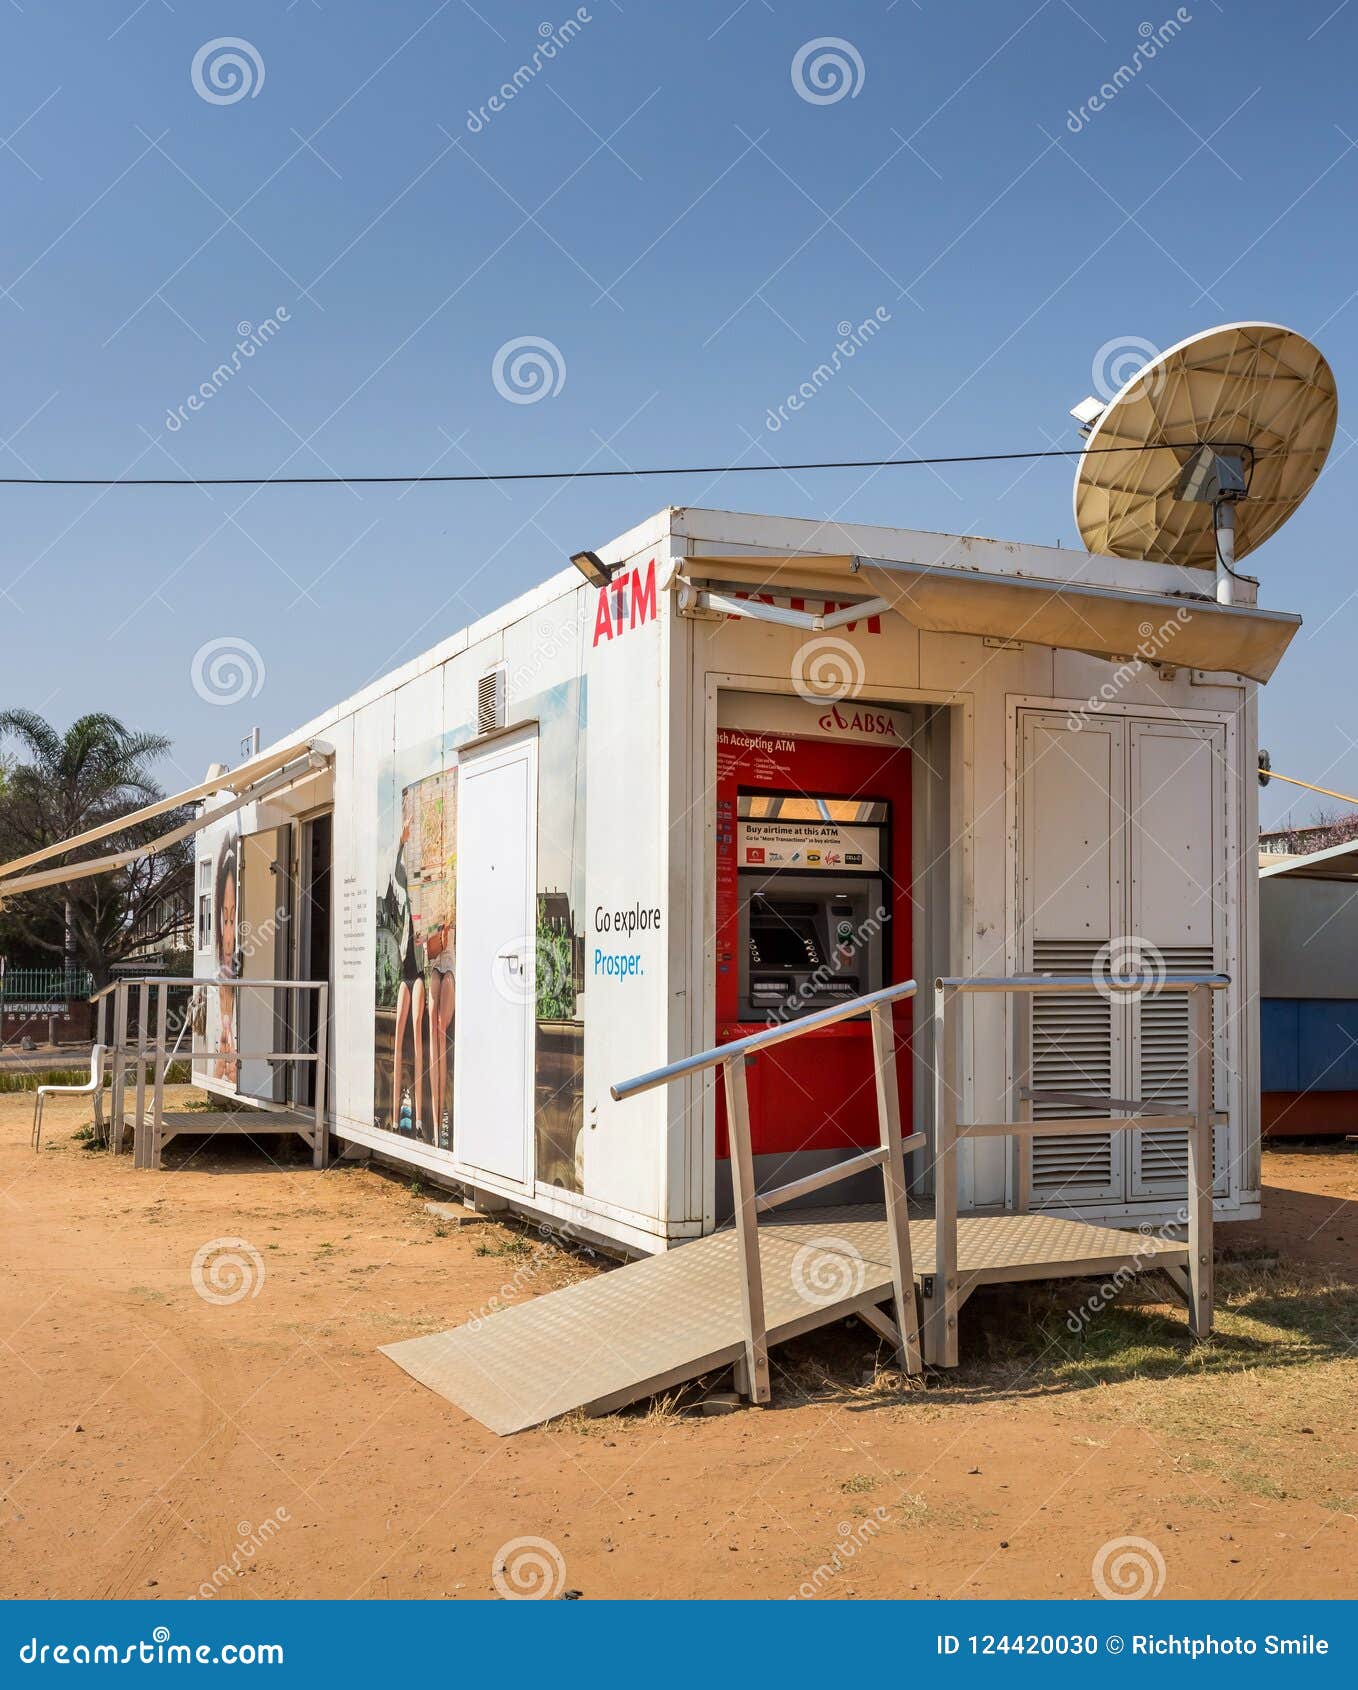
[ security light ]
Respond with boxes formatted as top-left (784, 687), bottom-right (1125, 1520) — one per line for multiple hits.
top-left (570, 549), bottom-right (616, 588)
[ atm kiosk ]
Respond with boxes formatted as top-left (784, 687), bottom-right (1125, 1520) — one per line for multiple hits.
top-left (714, 714), bottom-right (913, 1171)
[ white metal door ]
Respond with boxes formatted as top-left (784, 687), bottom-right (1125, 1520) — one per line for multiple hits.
top-left (1018, 711), bottom-right (1127, 1204)
top-left (453, 729), bottom-right (537, 1187)
top-left (1018, 709), bottom-right (1231, 1209)
top-left (237, 825), bottom-right (290, 1102)
top-left (1127, 719), bottom-right (1230, 1198)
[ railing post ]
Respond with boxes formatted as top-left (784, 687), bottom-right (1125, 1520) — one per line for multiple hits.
top-left (150, 982), bottom-right (170, 1170)
top-left (93, 992), bottom-right (110, 1144)
top-left (132, 980), bottom-right (149, 1165)
top-left (722, 1054), bottom-right (770, 1405)
top-left (1013, 987), bottom-right (1033, 1213)
top-left (869, 1003), bottom-right (922, 1375)
top-left (109, 983), bottom-right (128, 1155)
top-left (312, 984), bottom-right (329, 1168)
top-left (1187, 983), bottom-right (1215, 1340)
top-left (927, 981), bottom-right (961, 1367)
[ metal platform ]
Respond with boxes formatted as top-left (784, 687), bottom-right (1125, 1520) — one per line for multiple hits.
top-left (381, 1206), bottom-right (1189, 1435)
top-left (146, 1108), bottom-right (317, 1145)
top-left (114, 1106), bottom-right (322, 1167)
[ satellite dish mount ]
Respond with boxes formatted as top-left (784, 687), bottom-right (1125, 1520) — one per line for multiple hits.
top-left (1174, 444), bottom-right (1249, 605)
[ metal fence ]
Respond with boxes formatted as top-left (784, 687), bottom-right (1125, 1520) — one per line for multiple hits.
top-left (0, 966), bottom-right (94, 1004)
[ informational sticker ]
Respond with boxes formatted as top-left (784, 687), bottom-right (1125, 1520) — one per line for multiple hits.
top-left (737, 819), bottom-right (882, 872)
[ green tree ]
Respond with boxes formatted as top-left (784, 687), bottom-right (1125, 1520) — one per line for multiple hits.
top-left (0, 711), bottom-right (193, 986)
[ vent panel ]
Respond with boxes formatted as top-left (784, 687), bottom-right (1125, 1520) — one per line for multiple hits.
top-left (1030, 940), bottom-right (1117, 1197)
top-left (477, 668), bottom-right (505, 735)
top-left (1134, 945), bottom-right (1222, 1189)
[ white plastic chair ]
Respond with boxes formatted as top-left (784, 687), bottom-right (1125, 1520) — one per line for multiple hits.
top-left (32, 1045), bottom-right (106, 1152)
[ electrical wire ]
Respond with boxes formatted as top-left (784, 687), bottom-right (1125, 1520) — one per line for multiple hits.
top-left (1212, 498), bottom-right (1251, 585)
top-left (0, 439), bottom-right (1259, 490)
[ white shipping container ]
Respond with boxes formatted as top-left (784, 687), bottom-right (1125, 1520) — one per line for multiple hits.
top-left (187, 503), bottom-right (1294, 1255)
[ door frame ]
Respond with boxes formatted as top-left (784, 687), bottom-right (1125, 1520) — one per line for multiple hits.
top-left (293, 808), bottom-right (335, 1112)
top-left (451, 724), bottom-right (539, 1196)
top-left (696, 676), bottom-right (961, 1228)
top-left (236, 823), bottom-right (292, 1104)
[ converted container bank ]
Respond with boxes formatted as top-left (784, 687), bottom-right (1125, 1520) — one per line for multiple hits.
top-left (193, 504), bottom-right (1278, 1255)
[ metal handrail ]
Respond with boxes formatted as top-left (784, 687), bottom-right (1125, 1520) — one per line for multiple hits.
top-left (610, 979), bottom-right (923, 1101)
top-left (117, 976), bottom-right (324, 990)
top-left (90, 974), bottom-right (311, 1004)
top-left (926, 971), bottom-right (1225, 1367)
top-left (97, 975), bottom-right (329, 1171)
top-left (937, 972), bottom-right (1230, 993)
top-left (612, 978), bottom-right (923, 1405)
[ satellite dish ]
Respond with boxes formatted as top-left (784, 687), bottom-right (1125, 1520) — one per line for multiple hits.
top-left (1072, 322), bottom-right (1337, 603)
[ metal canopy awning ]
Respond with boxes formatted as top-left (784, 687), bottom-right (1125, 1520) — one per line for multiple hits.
top-left (0, 739), bottom-right (332, 898)
top-left (678, 554), bottom-right (1301, 684)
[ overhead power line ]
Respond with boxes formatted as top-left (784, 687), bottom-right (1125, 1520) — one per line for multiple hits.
top-left (0, 440), bottom-right (1253, 490)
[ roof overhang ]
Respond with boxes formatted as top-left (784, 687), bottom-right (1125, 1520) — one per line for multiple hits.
top-left (677, 553), bottom-right (1300, 684)
top-left (0, 739), bottom-right (332, 900)
top-left (1260, 839), bottom-right (1358, 882)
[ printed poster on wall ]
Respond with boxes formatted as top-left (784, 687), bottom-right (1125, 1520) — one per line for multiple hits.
top-left (370, 675), bottom-right (587, 1192)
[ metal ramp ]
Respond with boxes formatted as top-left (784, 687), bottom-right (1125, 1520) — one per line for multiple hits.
top-left (381, 1206), bottom-right (1190, 1435)
top-left (384, 971), bottom-right (1224, 1432)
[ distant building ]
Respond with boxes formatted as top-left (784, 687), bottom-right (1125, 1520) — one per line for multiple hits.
top-left (1259, 840), bottom-right (1358, 1135)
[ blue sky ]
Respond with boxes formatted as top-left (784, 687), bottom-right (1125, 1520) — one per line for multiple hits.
top-left (1, 0), bottom-right (1354, 826)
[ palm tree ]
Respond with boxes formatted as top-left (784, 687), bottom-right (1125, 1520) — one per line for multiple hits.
top-left (0, 711), bottom-right (193, 987)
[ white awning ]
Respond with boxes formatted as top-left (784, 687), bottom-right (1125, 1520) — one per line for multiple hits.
top-left (0, 740), bottom-right (331, 898)
top-left (678, 557), bottom-right (1300, 684)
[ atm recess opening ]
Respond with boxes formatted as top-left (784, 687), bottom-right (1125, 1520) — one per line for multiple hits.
top-left (734, 791), bottom-right (892, 1023)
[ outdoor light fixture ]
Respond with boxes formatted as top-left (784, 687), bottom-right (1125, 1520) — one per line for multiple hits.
top-left (570, 549), bottom-right (616, 588)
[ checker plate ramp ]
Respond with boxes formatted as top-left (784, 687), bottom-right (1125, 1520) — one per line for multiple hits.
top-left (381, 1207), bottom-right (1187, 1435)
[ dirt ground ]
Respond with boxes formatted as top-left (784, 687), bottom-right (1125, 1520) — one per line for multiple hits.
top-left (2, 1086), bottom-right (1356, 1602)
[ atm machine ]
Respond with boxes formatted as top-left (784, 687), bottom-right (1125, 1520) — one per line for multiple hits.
top-left (737, 838), bottom-right (888, 1023)
top-left (714, 723), bottom-right (913, 1166)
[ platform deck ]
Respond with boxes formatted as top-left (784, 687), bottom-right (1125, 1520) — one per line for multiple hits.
top-left (147, 1108), bottom-right (316, 1141)
top-left (381, 1205), bottom-right (1188, 1435)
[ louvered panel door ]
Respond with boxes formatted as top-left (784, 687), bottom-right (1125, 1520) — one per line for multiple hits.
top-left (1127, 721), bottom-right (1230, 1199)
top-left (1019, 713), bottom-right (1126, 1204)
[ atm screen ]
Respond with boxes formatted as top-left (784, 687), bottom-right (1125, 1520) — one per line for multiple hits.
top-left (748, 902), bottom-right (824, 971)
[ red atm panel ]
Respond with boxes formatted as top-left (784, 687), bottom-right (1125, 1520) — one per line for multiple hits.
top-left (714, 723), bottom-right (913, 1159)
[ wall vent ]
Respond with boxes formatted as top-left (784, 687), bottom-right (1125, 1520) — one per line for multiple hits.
top-left (1029, 939), bottom-right (1118, 1198)
top-left (478, 667), bottom-right (506, 734)
top-left (1133, 944), bottom-right (1223, 1190)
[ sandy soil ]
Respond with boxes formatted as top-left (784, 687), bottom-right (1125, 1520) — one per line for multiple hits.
top-left (2, 1087), bottom-right (1355, 1602)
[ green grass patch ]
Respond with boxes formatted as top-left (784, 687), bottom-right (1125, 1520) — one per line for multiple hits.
top-left (0, 1061), bottom-right (191, 1094)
